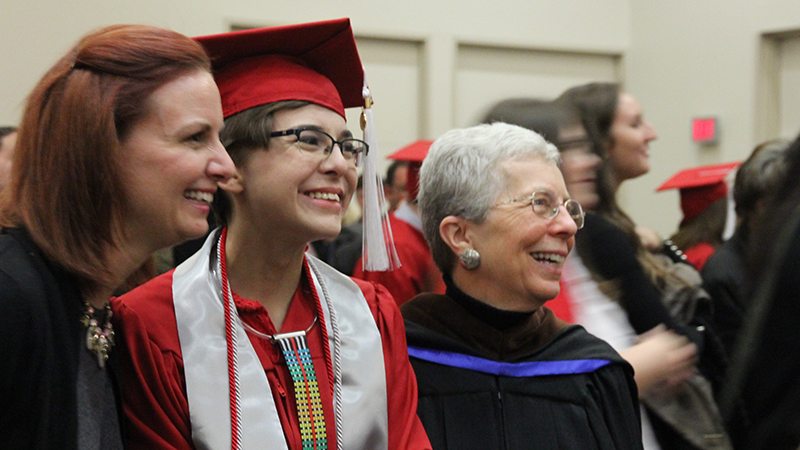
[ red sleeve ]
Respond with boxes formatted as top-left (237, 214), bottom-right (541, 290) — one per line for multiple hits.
top-left (111, 272), bottom-right (194, 450)
top-left (352, 278), bottom-right (432, 450)
top-left (352, 258), bottom-right (420, 307)
top-left (546, 280), bottom-right (574, 323)
top-left (684, 242), bottom-right (716, 271)
top-left (352, 216), bottom-right (444, 307)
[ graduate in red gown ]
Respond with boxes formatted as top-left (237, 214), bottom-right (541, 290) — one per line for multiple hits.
top-left (112, 19), bottom-right (431, 450)
top-left (353, 141), bottom-right (446, 306)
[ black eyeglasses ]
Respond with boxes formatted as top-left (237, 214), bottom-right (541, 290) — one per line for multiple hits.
top-left (498, 190), bottom-right (585, 229)
top-left (270, 127), bottom-right (369, 167)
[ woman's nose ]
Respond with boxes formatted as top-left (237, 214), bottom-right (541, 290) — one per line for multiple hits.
top-left (208, 138), bottom-right (235, 181)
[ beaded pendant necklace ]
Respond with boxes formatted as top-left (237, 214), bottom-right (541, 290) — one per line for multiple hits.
top-left (81, 301), bottom-right (115, 368)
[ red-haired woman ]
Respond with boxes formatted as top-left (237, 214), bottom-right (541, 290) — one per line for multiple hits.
top-left (0, 24), bottom-right (234, 449)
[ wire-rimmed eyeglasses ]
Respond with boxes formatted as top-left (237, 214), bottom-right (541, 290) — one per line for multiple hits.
top-left (270, 127), bottom-right (369, 167)
top-left (498, 190), bottom-right (585, 229)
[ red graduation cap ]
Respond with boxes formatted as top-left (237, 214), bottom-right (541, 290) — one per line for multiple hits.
top-left (195, 19), bottom-right (399, 271)
top-left (657, 162), bottom-right (740, 223)
top-left (387, 140), bottom-right (433, 201)
top-left (194, 18), bottom-right (364, 119)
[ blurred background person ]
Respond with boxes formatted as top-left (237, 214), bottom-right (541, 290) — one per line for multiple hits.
top-left (656, 162), bottom-right (740, 270)
top-left (481, 98), bottom-right (560, 143)
top-left (718, 132), bottom-right (800, 450)
top-left (113, 20), bottom-right (430, 450)
top-left (559, 83), bottom-right (663, 250)
top-left (0, 126), bottom-right (17, 192)
top-left (0, 24), bottom-right (234, 449)
top-left (702, 140), bottom-right (789, 360)
top-left (353, 140), bottom-right (446, 306)
top-left (385, 159), bottom-right (409, 213)
top-left (403, 122), bottom-right (643, 450)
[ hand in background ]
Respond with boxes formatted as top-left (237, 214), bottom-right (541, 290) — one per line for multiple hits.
top-left (621, 324), bottom-right (698, 396)
top-left (635, 225), bottom-right (663, 252)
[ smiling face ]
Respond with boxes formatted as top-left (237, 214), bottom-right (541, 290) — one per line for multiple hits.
top-left (232, 103), bottom-right (357, 245)
top-left (607, 92), bottom-right (657, 184)
top-left (117, 69), bottom-right (234, 252)
top-left (462, 157), bottom-right (578, 311)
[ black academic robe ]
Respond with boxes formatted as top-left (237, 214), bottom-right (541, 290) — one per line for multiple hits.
top-left (402, 287), bottom-right (643, 450)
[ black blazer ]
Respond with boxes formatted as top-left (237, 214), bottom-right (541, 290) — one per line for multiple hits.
top-left (0, 228), bottom-right (122, 449)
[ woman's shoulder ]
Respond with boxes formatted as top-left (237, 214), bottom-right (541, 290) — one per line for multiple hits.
top-left (546, 324), bottom-right (630, 365)
top-left (0, 229), bottom-right (63, 307)
top-left (0, 228), bottom-right (42, 275)
top-left (578, 213), bottom-right (640, 270)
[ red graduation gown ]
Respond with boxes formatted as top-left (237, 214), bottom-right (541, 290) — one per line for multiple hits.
top-left (352, 213), bottom-right (445, 307)
top-left (112, 259), bottom-right (430, 450)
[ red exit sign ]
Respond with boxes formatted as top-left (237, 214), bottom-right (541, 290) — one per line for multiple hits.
top-left (692, 117), bottom-right (718, 143)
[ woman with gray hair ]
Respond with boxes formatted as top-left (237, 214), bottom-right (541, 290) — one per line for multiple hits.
top-left (401, 122), bottom-right (643, 450)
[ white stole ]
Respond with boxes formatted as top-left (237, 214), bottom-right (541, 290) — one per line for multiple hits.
top-left (172, 231), bottom-right (389, 449)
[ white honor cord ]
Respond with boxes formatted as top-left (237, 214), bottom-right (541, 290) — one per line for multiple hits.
top-left (215, 236), bottom-right (243, 450)
top-left (307, 258), bottom-right (344, 450)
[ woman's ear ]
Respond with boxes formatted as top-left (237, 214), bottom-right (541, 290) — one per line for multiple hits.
top-left (439, 215), bottom-right (473, 256)
top-left (218, 168), bottom-right (244, 194)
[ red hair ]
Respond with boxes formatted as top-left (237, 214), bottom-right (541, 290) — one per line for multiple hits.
top-left (0, 24), bottom-right (211, 291)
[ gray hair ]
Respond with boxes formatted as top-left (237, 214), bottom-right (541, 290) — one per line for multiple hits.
top-left (418, 122), bottom-right (560, 274)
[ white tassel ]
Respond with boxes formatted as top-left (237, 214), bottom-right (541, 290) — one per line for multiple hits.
top-left (360, 78), bottom-right (400, 271)
top-left (722, 166), bottom-right (738, 240)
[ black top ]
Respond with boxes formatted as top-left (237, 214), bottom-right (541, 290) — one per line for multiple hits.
top-left (701, 228), bottom-right (749, 359)
top-left (736, 224), bottom-right (800, 449)
top-left (577, 212), bottom-right (703, 345)
top-left (443, 273), bottom-right (532, 331)
top-left (0, 228), bottom-right (123, 449)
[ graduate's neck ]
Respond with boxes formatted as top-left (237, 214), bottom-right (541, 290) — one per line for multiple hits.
top-left (223, 220), bottom-right (306, 330)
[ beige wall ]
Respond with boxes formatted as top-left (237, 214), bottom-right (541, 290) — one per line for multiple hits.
top-left (0, 0), bottom-right (628, 125)
top-left (2, 1), bottom-right (800, 234)
top-left (625, 0), bottom-right (800, 235)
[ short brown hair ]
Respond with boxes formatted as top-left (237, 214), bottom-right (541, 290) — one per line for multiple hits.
top-left (0, 24), bottom-right (210, 290)
top-left (213, 100), bottom-right (310, 226)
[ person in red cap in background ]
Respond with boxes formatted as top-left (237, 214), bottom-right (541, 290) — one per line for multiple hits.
top-left (112, 19), bottom-right (430, 450)
top-left (657, 162), bottom-right (740, 271)
top-left (352, 140), bottom-right (446, 307)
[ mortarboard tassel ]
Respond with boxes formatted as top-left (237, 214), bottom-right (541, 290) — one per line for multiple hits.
top-left (360, 78), bottom-right (400, 271)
